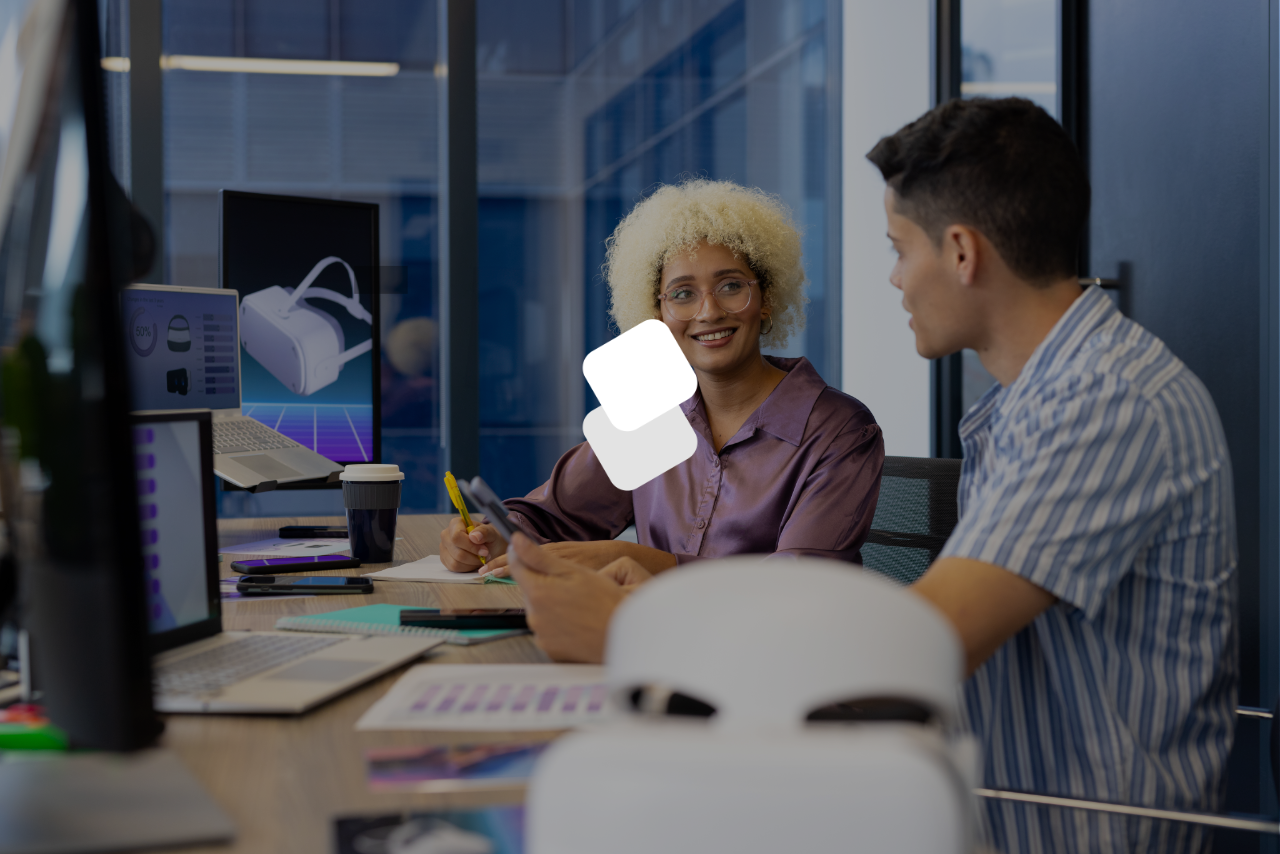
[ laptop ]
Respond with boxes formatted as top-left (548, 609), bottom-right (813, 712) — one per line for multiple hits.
top-left (136, 410), bottom-right (440, 713)
top-left (123, 283), bottom-right (344, 490)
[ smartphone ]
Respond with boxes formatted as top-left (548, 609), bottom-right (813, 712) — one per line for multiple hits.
top-left (456, 476), bottom-right (526, 543)
top-left (278, 525), bottom-right (348, 539)
top-left (400, 608), bottom-right (528, 630)
top-left (230, 555), bottom-right (362, 574)
top-left (236, 576), bottom-right (374, 595)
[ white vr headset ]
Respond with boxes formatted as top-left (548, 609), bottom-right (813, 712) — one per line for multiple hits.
top-left (528, 559), bottom-right (979, 854)
top-left (239, 256), bottom-right (373, 396)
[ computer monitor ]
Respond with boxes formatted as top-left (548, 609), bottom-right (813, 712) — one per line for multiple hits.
top-left (219, 191), bottom-right (380, 467)
top-left (0, 0), bottom-right (159, 749)
top-left (133, 411), bottom-right (220, 655)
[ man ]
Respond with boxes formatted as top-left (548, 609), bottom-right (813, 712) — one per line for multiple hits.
top-left (499, 98), bottom-right (1238, 853)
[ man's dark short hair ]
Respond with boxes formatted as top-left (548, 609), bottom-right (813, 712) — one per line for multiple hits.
top-left (866, 98), bottom-right (1090, 284)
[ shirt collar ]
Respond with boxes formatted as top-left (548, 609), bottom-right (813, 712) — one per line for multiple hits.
top-left (995, 285), bottom-right (1117, 417)
top-left (680, 356), bottom-right (827, 448)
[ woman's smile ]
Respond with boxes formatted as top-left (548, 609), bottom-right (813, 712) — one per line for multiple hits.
top-left (691, 326), bottom-right (737, 346)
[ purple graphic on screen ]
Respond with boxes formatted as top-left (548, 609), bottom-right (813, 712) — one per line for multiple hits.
top-left (135, 429), bottom-right (169, 632)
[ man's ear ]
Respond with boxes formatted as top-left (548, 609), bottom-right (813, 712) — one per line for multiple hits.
top-left (943, 224), bottom-right (981, 287)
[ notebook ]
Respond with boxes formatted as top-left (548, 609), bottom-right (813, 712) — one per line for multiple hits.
top-left (274, 604), bottom-right (527, 646)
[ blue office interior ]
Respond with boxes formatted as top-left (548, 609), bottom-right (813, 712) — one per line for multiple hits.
top-left (105, 0), bottom-right (840, 517)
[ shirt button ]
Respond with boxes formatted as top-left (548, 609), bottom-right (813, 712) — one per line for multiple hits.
top-left (695, 519), bottom-right (706, 529)
top-left (712, 457), bottom-right (720, 468)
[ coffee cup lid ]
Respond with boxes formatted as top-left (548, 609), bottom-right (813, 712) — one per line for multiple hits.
top-left (339, 464), bottom-right (405, 482)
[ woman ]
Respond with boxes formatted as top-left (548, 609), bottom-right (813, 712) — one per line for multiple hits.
top-left (441, 179), bottom-right (883, 574)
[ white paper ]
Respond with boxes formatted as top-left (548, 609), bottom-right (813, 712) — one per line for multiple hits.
top-left (356, 664), bottom-right (616, 731)
top-left (217, 537), bottom-right (351, 556)
top-left (364, 554), bottom-right (497, 584)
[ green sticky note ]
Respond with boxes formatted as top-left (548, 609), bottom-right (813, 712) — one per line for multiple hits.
top-left (0, 722), bottom-right (68, 751)
top-left (483, 574), bottom-right (517, 585)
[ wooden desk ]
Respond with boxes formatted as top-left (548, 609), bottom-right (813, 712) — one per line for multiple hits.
top-left (157, 515), bottom-right (550, 854)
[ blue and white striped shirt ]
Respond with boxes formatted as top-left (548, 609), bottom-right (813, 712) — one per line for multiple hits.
top-left (940, 287), bottom-right (1238, 854)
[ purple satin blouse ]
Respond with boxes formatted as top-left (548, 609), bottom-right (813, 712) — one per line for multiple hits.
top-left (505, 356), bottom-right (884, 564)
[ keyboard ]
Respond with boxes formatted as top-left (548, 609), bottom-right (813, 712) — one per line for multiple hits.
top-left (213, 417), bottom-right (300, 455)
top-left (155, 634), bottom-right (343, 697)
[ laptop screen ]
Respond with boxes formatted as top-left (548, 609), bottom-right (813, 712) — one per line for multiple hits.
top-left (123, 286), bottom-right (240, 413)
top-left (134, 411), bottom-right (221, 652)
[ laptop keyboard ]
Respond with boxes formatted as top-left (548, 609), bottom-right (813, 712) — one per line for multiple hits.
top-left (155, 635), bottom-right (343, 697)
top-left (213, 417), bottom-right (300, 454)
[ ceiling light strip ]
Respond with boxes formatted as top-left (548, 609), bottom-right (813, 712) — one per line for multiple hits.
top-left (100, 56), bottom-right (399, 77)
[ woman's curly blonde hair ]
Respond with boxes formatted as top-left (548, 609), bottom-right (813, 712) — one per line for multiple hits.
top-left (603, 179), bottom-right (807, 348)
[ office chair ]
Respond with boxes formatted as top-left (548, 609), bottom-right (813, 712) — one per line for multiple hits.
top-left (861, 456), bottom-right (963, 586)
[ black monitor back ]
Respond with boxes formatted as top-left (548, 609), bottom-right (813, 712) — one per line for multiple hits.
top-left (0, 0), bottom-right (159, 749)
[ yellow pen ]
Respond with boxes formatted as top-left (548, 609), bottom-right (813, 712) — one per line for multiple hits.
top-left (444, 471), bottom-right (486, 565)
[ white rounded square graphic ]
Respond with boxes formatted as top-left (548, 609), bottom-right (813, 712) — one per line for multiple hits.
top-left (582, 320), bottom-right (698, 432)
top-left (583, 404), bottom-right (698, 491)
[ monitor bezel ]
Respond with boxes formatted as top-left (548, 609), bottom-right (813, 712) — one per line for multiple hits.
top-left (217, 189), bottom-right (381, 469)
top-left (132, 409), bottom-right (223, 655)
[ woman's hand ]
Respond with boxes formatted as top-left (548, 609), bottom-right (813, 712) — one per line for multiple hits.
top-left (439, 516), bottom-right (508, 572)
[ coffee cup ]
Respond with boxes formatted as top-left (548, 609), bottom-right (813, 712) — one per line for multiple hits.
top-left (340, 464), bottom-right (404, 562)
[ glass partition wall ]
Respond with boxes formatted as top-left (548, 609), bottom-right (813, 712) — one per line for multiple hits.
top-left (481, 0), bottom-right (842, 501)
top-left (956, 0), bottom-right (1059, 414)
top-left (98, 0), bottom-right (841, 513)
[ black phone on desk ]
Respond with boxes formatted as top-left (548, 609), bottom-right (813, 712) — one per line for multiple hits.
top-left (278, 525), bottom-right (348, 539)
top-left (236, 576), bottom-right (373, 594)
top-left (400, 608), bottom-right (528, 630)
top-left (230, 555), bottom-right (362, 574)
top-left (456, 476), bottom-right (526, 543)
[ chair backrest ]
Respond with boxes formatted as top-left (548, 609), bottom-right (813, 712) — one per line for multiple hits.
top-left (861, 456), bottom-right (963, 586)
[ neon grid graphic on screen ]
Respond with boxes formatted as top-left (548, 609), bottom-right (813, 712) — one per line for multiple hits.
top-left (242, 402), bottom-right (373, 464)
top-left (222, 191), bottom-right (379, 465)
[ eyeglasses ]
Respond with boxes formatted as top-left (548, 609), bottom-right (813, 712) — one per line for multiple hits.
top-left (658, 279), bottom-right (757, 322)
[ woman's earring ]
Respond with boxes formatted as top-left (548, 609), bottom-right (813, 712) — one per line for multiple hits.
top-left (760, 315), bottom-right (773, 336)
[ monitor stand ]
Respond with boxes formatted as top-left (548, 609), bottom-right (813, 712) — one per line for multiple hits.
top-left (0, 748), bottom-right (235, 853)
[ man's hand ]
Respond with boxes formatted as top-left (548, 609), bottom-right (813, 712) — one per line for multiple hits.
top-left (439, 516), bottom-right (508, 572)
top-left (480, 539), bottom-right (677, 579)
top-left (911, 557), bottom-right (1058, 677)
top-left (507, 533), bottom-right (640, 663)
top-left (598, 556), bottom-right (653, 589)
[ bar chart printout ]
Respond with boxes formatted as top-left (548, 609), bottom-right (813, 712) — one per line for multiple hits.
top-left (356, 665), bottom-right (616, 732)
